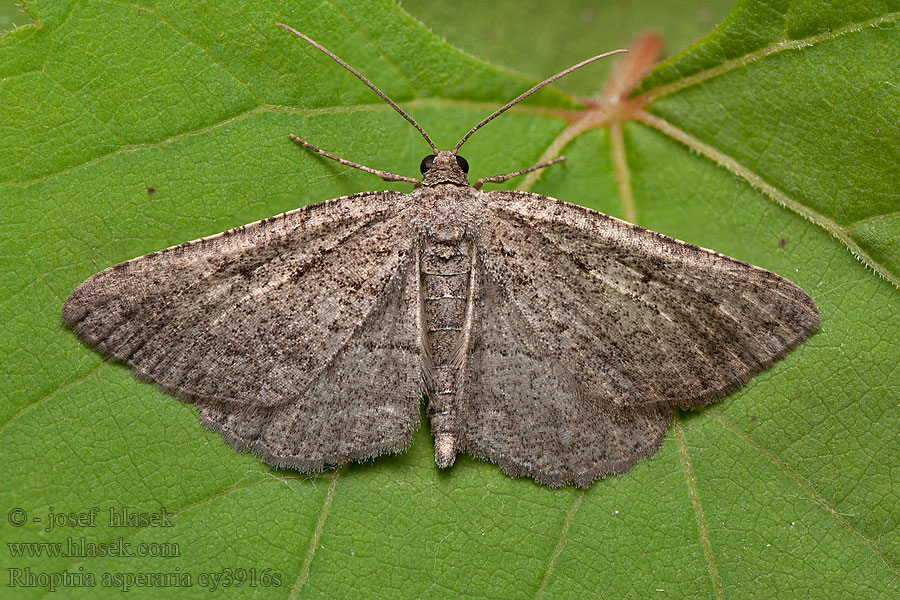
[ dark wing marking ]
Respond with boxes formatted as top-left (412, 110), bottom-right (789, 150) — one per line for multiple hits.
top-left (63, 191), bottom-right (423, 468)
top-left (480, 190), bottom-right (819, 410)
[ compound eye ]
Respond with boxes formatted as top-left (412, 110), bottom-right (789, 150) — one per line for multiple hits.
top-left (455, 155), bottom-right (469, 173)
top-left (420, 155), bottom-right (435, 174)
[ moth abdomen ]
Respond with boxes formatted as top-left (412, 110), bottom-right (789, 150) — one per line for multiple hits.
top-left (420, 238), bottom-right (476, 468)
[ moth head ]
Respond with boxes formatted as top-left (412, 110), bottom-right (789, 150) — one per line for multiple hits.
top-left (419, 150), bottom-right (469, 187)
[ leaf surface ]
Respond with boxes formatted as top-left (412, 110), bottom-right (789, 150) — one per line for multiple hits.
top-left (2, 0), bottom-right (898, 598)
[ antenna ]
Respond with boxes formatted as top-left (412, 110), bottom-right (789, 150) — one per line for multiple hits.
top-left (453, 49), bottom-right (627, 153)
top-left (277, 24), bottom-right (439, 153)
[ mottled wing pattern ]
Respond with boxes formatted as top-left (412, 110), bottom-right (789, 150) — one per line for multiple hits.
top-left (459, 258), bottom-right (671, 487)
top-left (196, 258), bottom-right (422, 470)
top-left (63, 191), bottom-right (423, 469)
top-left (480, 190), bottom-right (819, 410)
top-left (458, 190), bottom-right (819, 486)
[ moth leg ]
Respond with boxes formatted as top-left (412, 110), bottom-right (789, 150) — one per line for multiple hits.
top-left (473, 157), bottom-right (566, 189)
top-left (288, 134), bottom-right (420, 184)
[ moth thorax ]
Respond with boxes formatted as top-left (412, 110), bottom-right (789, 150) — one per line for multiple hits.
top-left (430, 220), bottom-right (466, 244)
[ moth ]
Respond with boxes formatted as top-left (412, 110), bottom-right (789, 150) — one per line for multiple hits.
top-left (62, 25), bottom-right (819, 488)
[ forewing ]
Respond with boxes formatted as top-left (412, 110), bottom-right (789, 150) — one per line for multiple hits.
top-left (480, 190), bottom-right (819, 410)
top-left (63, 191), bottom-right (423, 468)
top-left (459, 256), bottom-right (671, 487)
top-left (196, 257), bottom-right (422, 470)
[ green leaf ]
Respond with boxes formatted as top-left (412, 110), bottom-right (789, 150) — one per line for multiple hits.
top-left (2, 1), bottom-right (898, 598)
top-left (0, 2), bottom-right (31, 34)
top-left (402, 0), bottom-right (736, 96)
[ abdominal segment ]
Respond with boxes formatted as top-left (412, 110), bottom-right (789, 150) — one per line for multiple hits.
top-left (420, 236), bottom-right (474, 468)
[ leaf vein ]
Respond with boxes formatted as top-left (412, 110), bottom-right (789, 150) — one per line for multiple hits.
top-left (41, 70), bottom-right (125, 144)
top-left (324, 0), bottom-right (418, 99)
top-left (289, 466), bottom-right (345, 600)
top-left (848, 210), bottom-right (900, 231)
top-left (635, 109), bottom-right (900, 289)
top-left (711, 414), bottom-right (900, 580)
top-left (532, 490), bottom-right (585, 600)
top-left (4, 99), bottom-right (569, 189)
top-left (674, 414), bottom-right (724, 600)
top-left (109, 0), bottom-right (263, 105)
top-left (641, 12), bottom-right (900, 103)
top-left (0, 364), bottom-right (104, 438)
top-left (782, 0), bottom-right (795, 41)
top-left (608, 120), bottom-right (636, 223)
